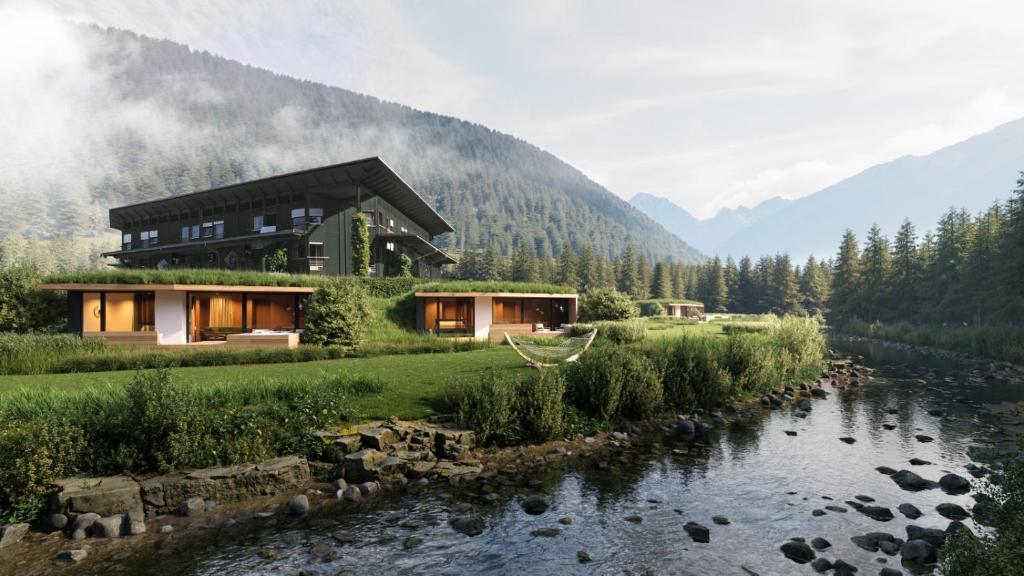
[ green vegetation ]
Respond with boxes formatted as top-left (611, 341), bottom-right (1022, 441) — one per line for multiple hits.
top-left (0, 267), bottom-right (66, 332)
top-left (351, 212), bottom-right (370, 277)
top-left (413, 280), bottom-right (574, 294)
top-left (841, 319), bottom-right (1024, 364)
top-left (303, 283), bottom-right (371, 348)
top-left (942, 455), bottom-right (1024, 575)
top-left (578, 289), bottom-right (638, 322)
top-left (571, 320), bottom-right (647, 345)
top-left (264, 248), bottom-right (288, 273)
top-left (0, 333), bottom-right (107, 375)
top-left (446, 368), bottom-right (566, 445)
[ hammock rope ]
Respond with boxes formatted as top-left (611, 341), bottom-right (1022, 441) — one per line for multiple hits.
top-left (504, 329), bottom-right (598, 368)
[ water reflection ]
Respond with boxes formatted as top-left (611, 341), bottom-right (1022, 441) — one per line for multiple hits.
top-left (110, 340), bottom-right (1022, 576)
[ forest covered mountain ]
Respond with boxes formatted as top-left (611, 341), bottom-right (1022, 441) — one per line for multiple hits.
top-left (629, 193), bottom-right (791, 255)
top-left (0, 25), bottom-right (703, 266)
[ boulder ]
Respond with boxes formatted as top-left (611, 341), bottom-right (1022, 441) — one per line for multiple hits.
top-left (811, 537), bottom-right (831, 550)
top-left (897, 503), bottom-right (922, 519)
top-left (797, 399), bottom-right (812, 411)
top-left (890, 470), bottom-right (938, 491)
top-left (55, 549), bottom-right (88, 563)
top-left (900, 539), bottom-right (936, 564)
top-left (811, 558), bottom-right (833, 573)
top-left (179, 497), bottom-right (205, 516)
top-left (359, 427), bottom-right (397, 451)
top-left (343, 449), bottom-right (389, 483)
top-left (780, 540), bottom-right (816, 563)
top-left (577, 550), bottom-right (593, 563)
top-left (684, 522), bottom-right (710, 543)
top-left (450, 516), bottom-right (485, 537)
top-left (50, 475), bottom-right (144, 519)
top-left (851, 532), bottom-right (895, 552)
top-left (69, 512), bottom-right (100, 540)
top-left (342, 486), bottom-right (362, 502)
top-left (832, 559), bottom-right (859, 575)
top-left (675, 419), bottom-right (695, 436)
top-left (939, 474), bottom-right (971, 495)
top-left (91, 515), bottom-right (125, 538)
top-left (284, 495), bottom-right (309, 515)
top-left (45, 513), bottom-right (68, 533)
top-left (879, 540), bottom-right (900, 555)
top-left (0, 523), bottom-right (29, 548)
top-left (521, 496), bottom-right (549, 515)
top-left (357, 482), bottom-right (380, 497)
top-left (906, 525), bottom-right (946, 548)
top-left (936, 503), bottom-right (970, 521)
top-left (858, 506), bottom-right (894, 522)
top-left (811, 388), bottom-right (828, 398)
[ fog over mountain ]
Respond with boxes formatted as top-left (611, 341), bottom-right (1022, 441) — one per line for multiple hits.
top-left (632, 118), bottom-right (1024, 262)
top-left (0, 17), bottom-right (703, 265)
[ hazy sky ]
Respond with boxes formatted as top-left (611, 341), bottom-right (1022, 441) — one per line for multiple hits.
top-left (23, 0), bottom-right (1024, 218)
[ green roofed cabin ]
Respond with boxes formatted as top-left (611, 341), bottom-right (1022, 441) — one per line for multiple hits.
top-left (104, 157), bottom-right (456, 278)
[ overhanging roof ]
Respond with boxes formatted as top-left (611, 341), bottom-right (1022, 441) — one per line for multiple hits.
top-left (377, 232), bottom-right (457, 265)
top-left (101, 229), bottom-right (305, 258)
top-left (414, 292), bottom-right (577, 298)
top-left (109, 157), bottom-right (454, 237)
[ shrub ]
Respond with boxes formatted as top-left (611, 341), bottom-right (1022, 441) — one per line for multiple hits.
top-left (721, 322), bottom-right (770, 335)
top-left (447, 369), bottom-right (521, 445)
top-left (563, 349), bottom-right (626, 420)
top-left (0, 420), bottom-right (85, 524)
top-left (842, 318), bottom-right (1024, 364)
top-left (598, 320), bottom-right (647, 344)
top-left (638, 301), bottom-right (666, 317)
top-left (303, 283), bottom-right (370, 349)
top-left (265, 248), bottom-right (288, 273)
top-left (517, 369), bottom-right (566, 442)
top-left (616, 353), bottom-right (663, 420)
top-left (578, 289), bottom-right (638, 322)
top-left (942, 454), bottom-right (1024, 575)
top-left (0, 266), bottom-right (66, 332)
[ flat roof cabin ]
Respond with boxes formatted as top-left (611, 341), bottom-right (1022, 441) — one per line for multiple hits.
top-left (415, 291), bottom-right (578, 342)
top-left (104, 157), bottom-right (455, 278)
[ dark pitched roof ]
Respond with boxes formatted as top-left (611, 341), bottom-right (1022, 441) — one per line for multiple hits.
top-left (109, 157), bottom-right (454, 236)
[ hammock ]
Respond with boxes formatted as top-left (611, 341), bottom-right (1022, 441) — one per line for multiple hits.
top-left (505, 329), bottom-right (598, 368)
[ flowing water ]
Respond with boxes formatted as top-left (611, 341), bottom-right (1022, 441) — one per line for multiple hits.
top-left (115, 341), bottom-right (1021, 576)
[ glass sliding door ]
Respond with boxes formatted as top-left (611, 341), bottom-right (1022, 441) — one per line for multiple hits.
top-left (190, 293), bottom-right (243, 341)
top-left (423, 297), bottom-right (474, 335)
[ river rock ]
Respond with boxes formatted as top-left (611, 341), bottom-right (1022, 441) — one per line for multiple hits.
top-left (55, 549), bottom-right (88, 563)
top-left (936, 503), bottom-right (970, 520)
top-left (531, 527), bottom-right (561, 537)
top-left (684, 522), bottom-right (710, 543)
top-left (879, 568), bottom-right (902, 576)
top-left (521, 496), bottom-right (549, 515)
top-left (909, 458), bottom-right (931, 466)
top-left (284, 495), bottom-right (309, 515)
top-left (825, 505), bottom-right (848, 513)
top-left (875, 466), bottom-right (897, 475)
top-left (780, 540), bottom-right (816, 563)
top-left (712, 515), bottom-right (730, 525)
top-left (914, 435), bottom-right (934, 443)
top-left (797, 399), bottom-right (812, 411)
top-left (811, 388), bottom-right (828, 398)
top-left (91, 514), bottom-right (126, 538)
top-left (577, 550), bottom-right (593, 563)
top-left (897, 503), bottom-right (922, 519)
top-left (359, 426), bottom-right (398, 450)
top-left (0, 523), bottom-right (28, 548)
top-left (890, 470), bottom-right (938, 491)
top-left (906, 525), bottom-right (946, 548)
top-left (855, 494), bottom-right (875, 502)
top-left (851, 532), bottom-right (895, 552)
top-left (180, 496), bottom-right (205, 516)
top-left (45, 513), bottom-right (68, 532)
top-left (839, 437), bottom-right (857, 444)
top-left (785, 430), bottom-right (798, 436)
top-left (357, 481), bottom-right (380, 497)
top-left (70, 512), bottom-right (100, 540)
top-left (879, 540), bottom-right (900, 555)
top-left (832, 559), bottom-right (859, 575)
top-left (811, 557), bottom-right (832, 572)
top-left (939, 474), bottom-right (970, 494)
top-left (882, 424), bottom-right (897, 430)
top-left (811, 537), bottom-right (831, 550)
top-left (403, 536), bottom-right (423, 549)
top-left (342, 485), bottom-right (362, 502)
top-left (450, 516), bottom-right (485, 537)
top-left (900, 539), bottom-right (936, 564)
top-left (343, 449), bottom-right (389, 483)
top-left (859, 506), bottom-right (894, 522)
top-left (675, 419), bottom-right (696, 436)
top-left (51, 475), bottom-right (145, 519)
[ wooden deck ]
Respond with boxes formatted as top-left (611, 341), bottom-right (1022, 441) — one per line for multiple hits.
top-left (84, 331), bottom-right (160, 346)
top-left (489, 324), bottom-right (568, 344)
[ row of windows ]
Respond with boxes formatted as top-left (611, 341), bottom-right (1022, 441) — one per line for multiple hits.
top-left (124, 208), bottom-right (325, 249)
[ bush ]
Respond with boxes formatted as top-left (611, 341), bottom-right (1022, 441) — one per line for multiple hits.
top-left (638, 301), bottom-right (666, 317)
top-left (517, 369), bottom-right (566, 442)
top-left (578, 289), bottom-right (638, 322)
top-left (303, 283), bottom-right (370, 349)
top-left (0, 267), bottom-right (66, 332)
top-left (0, 420), bottom-right (85, 524)
top-left (656, 335), bottom-right (734, 410)
top-left (447, 369), bottom-right (521, 445)
top-left (721, 322), bottom-right (770, 335)
top-left (942, 454), bottom-right (1024, 575)
top-left (563, 347), bottom-right (661, 420)
top-left (842, 318), bottom-right (1024, 364)
top-left (570, 319), bottom-right (646, 345)
top-left (616, 353), bottom-right (663, 420)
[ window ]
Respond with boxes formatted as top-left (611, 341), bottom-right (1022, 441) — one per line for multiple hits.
top-left (309, 242), bottom-right (324, 259)
top-left (181, 226), bottom-right (189, 242)
top-left (213, 220), bottom-right (224, 239)
top-left (253, 214), bottom-right (277, 233)
top-left (308, 208), bottom-right (323, 224)
top-left (400, 226), bottom-right (407, 233)
top-left (122, 233), bottom-right (132, 250)
top-left (291, 208), bottom-right (305, 228)
top-left (362, 211), bottom-right (375, 227)
top-left (190, 224), bottom-right (200, 240)
top-left (140, 230), bottom-right (158, 247)
top-left (385, 241), bottom-right (395, 252)
top-left (201, 222), bottom-right (214, 238)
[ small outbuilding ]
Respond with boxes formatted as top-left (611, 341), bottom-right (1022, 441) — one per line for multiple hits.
top-left (663, 302), bottom-right (705, 320)
top-left (415, 290), bottom-right (578, 343)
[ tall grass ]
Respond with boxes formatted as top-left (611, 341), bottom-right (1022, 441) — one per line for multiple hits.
top-left (842, 319), bottom-right (1024, 364)
top-left (0, 333), bottom-right (108, 375)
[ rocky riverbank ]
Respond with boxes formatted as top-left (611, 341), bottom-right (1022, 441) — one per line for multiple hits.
top-left (0, 356), bottom-right (886, 575)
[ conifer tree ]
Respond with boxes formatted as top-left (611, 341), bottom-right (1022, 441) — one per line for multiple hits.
top-left (511, 242), bottom-right (539, 282)
top-left (889, 218), bottom-right (920, 320)
top-left (617, 245), bottom-right (640, 298)
top-left (651, 261), bottom-right (673, 299)
top-left (828, 229), bottom-right (861, 322)
top-left (556, 242), bottom-right (578, 288)
top-left (860, 224), bottom-right (893, 320)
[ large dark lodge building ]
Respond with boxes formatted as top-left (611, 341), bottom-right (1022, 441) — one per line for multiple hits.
top-left (104, 157), bottom-right (456, 278)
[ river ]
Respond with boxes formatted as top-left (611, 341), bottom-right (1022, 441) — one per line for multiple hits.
top-left (113, 340), bottom-right (1020, 576)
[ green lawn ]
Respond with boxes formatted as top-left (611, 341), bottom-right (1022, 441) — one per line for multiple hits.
top-left (0, 347), bottom-right (527, 421)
